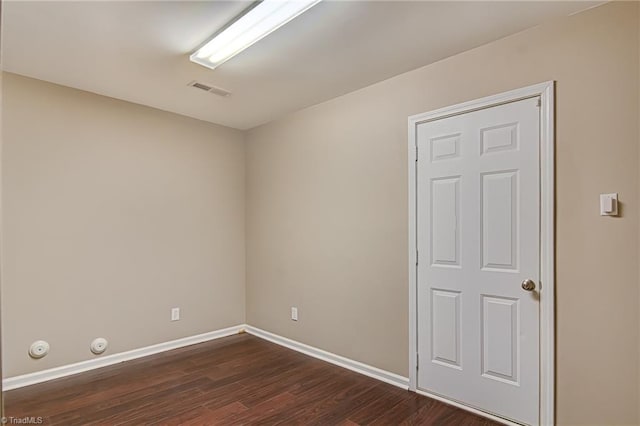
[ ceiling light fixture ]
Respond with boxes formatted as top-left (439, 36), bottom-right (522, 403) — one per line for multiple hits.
top-left (190, 0), bottom-right (321, 70)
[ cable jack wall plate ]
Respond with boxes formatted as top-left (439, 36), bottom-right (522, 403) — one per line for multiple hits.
top-left (90, 337), bottom-right (108, 355)
top-left (29, 340), bottom-right (50, 359)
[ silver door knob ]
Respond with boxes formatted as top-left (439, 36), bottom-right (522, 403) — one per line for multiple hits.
top-left (521, 279), bottom-right (536, 291)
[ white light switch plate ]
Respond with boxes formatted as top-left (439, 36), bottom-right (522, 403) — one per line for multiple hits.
top-left (291, 307), bottom-right (298, 321)
top-left (600, 193), bottom-right (618, 216)
top-left (171, 307), bottom-right (180, 321)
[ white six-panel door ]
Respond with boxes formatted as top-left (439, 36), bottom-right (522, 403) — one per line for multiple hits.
top-left (416, 97), bottom-right (540, 425)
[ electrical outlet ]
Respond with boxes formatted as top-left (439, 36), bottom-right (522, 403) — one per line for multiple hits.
top-left (291, 307), bottom-right (298, 321)
top-left (171, 307), bottom-right (180, 321)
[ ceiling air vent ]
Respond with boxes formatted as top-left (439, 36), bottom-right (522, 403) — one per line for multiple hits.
top-left (187, 81), bottom-right (231, 97)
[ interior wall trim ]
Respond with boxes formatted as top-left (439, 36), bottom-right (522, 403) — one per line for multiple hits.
top-left (2, 324), bottom-right (245, 391)
top-left (244, 325), bottom-right (409, 390)
top-left (4, 324), bottom-right (409, 392)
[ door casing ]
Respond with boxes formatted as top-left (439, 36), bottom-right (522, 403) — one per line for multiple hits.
top-left (407, 81), bottom-right (555, 426)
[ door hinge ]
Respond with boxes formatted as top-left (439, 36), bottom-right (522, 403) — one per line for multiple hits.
top-left (416, 353), bottom-right (420, 369)
top-left (415, 145), bottom-right (418, 161)
top-left (416, 250), bottom-right (418, 266)
top-left (536, 98), bottom-right (541, 107)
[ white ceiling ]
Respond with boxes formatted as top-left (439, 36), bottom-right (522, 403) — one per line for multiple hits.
top-left (2, 1), bottom-right (601, 130)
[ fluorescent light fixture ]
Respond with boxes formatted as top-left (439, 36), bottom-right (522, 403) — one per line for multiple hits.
top-left (190, 0), bottom-right (321, 70)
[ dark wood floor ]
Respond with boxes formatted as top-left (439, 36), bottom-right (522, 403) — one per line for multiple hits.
top-left (5, 333), bottom-right (500, 425)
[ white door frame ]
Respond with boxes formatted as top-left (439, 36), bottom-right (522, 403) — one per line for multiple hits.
top-left (408, 81), bottom-right (555, 426)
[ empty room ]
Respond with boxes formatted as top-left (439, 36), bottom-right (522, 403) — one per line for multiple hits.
top-left (1, 0), bottom-right (639, 425)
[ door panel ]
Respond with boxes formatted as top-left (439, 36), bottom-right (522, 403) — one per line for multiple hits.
top-left (481, 295), bottom-right (519, 384)
top-left (481, 170), bottom-right (518, 271)
top-left (416, 97), bottom-right (540, 425)
top-left (431, 177), bottom-right (460, 266)
top-left (431, 288), bottom-right (462, 368)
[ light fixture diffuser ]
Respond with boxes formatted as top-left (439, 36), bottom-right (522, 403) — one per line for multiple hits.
top-left (190, 0), bottom-right (321, 70)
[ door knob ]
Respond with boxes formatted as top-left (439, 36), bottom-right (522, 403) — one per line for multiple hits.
top-left (521, 279), bottom-right (536, 291)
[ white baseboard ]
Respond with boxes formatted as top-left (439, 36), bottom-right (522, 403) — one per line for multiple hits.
top-left (4, 324), bottom-right (409, 394)
top-left (244, 325), bottom-right (409, 390)
top-left (2, 324), bottom-right (245, 391)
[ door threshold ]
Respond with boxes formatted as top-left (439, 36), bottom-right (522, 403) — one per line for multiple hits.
top-left (414, 388), bottom-right (526, 426)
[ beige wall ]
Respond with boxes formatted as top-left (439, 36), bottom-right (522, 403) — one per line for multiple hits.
top-left (1, 73), bottom-right (246, 377)
top-left (246, 2), bottom-right (640, 425)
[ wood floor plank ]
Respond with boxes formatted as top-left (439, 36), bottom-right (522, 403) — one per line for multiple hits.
top-left (4, 333), bottom-right (501, 425)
